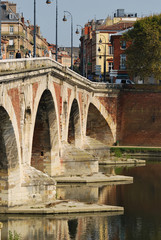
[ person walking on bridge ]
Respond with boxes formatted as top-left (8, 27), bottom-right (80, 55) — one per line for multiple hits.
top-left (16, 50), bottom-right (21, 58)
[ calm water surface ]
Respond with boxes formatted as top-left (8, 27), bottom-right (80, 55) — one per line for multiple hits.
top-left (1, 162), bottom-right (161, 240)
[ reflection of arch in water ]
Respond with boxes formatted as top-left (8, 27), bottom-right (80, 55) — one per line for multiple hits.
top-left (0, 106), bottom-right (20, 206)
top-left (67, 98), bottom-right (82, 147)
top-left (86, 102), bottom-right (115, 145)
top-left (68, 219), bottom-right (78, 239)
top-left (31, 90), bottom-right (59, 176)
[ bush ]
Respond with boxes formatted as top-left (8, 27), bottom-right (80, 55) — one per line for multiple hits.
top-left (114, 149), bottom-right (122, 158)
top-left (9, 231), bottom-right (22, 240)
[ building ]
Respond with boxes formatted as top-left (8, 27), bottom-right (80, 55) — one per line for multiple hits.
top-left (80, 9), bottom-right (138, 81)
top-left (110, 28), bottom-right (133, 82)
top-left (1, 38), bottom-right (8, 59)
top-left (58, 49), bottom-right (71, 67)
top-left (1, 1), bottom-right (48, 59)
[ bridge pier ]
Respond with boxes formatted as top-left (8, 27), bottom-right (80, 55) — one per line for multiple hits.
top-left (0, 222), bottom-right (2, 240)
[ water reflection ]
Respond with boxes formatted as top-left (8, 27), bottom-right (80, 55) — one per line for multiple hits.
top-left (1, 162), bottom-right (161, 239)
top-left (0, 213), bottom-right (123, 240)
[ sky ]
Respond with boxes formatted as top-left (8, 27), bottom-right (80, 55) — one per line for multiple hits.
top-left (13, 0), bottom-right (161, 47)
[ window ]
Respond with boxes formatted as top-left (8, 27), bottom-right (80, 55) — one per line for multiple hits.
top-left (108, 62), bottom-right (113, 72)
top-left (9, 52), bottom-right (14, 59)
top-left (120, 54), bottom-right (126, 70)
top-left (109, 46), bottom-right (113, 55)
top-left (9, 26), bottom-right (14, 34)
top-left (9, 39), bottom-right (14, 46)
top-left (9, 13), bottom-right (14, 20)
top-left (120, 40), bottom-right (126, 49)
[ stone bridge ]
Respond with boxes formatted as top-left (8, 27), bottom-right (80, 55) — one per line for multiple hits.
top-left (1, 57), bottom-right (161, 207)
top-left (0, 58), bottom-right (118, 207)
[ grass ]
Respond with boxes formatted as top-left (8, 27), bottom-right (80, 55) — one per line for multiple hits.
top-left (110, 147), bottom-right (161, 154)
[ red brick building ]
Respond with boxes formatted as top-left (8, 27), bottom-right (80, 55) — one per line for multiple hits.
top-left (111, 28), bottom-right (133, 81)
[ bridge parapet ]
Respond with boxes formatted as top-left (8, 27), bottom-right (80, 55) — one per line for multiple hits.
top-left (0, 57), bottom-right (62, 73)
top-left (0, 57), bottom-right (121, 93)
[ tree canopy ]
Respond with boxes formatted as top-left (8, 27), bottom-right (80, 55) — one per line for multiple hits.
top-left (123, 14), bottom-right (161, 79)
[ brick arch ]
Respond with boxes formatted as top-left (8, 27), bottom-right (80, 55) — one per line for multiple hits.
top-left (30, 82), bottom-right (60, 176)
top-left (85, 97), bottom-right (116, 144)
top-left (0, 101), bottom-right (21, 206)
top-left (66, 95), bottom-right (82, 147)
top-left (1, 92), bottom-right (21, 165)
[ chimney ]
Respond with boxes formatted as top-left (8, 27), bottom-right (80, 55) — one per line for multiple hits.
top-left (8, 3), bottom-right (16, 14)
top-left (21, 17), bottom-right (24, 24)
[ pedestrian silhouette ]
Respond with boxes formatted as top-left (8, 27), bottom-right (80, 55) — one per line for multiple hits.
top-left (16, 50), bottom-right (21, 58)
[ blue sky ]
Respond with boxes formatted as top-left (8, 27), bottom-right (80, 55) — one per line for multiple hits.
top-left (14, 0), bottom-right (161, 47)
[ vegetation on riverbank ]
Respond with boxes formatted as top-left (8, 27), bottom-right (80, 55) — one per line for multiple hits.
top-left (111, 147), bottom-right (161, 158)
top-left (9, 231), bottom-right (22, 240)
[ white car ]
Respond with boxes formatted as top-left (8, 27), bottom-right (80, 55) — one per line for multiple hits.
top-left (115, 79), bottom-right (134, 84)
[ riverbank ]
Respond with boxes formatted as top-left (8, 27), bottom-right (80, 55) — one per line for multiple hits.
top-left (110, 146), bottom-right (161, 160)
top-left (100, 156), bottom-right (146, 165)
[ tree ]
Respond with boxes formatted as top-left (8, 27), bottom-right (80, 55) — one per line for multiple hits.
top-left (123, 15), bottom-right (161, 80)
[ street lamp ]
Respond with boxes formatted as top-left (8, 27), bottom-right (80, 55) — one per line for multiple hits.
top-left (46, 0), bottom-right (58, 61)
top-left (76, 24), bottom-right (85, 76)
top-left (33, 0), bottom-right (36, 57)
top-left (63, 11), bottom-right (73, 70)
top-left (0, 0), bottom-right (2, 60)
top-left (98, 35), bottom-right (107, 82)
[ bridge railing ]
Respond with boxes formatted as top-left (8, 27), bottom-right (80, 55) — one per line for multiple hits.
top-left (0, 57), bottom-right (121, 90)
top-left (0, 57), bottom-right (63, 73)
top-left (0, 57), bottom-right (130, 91)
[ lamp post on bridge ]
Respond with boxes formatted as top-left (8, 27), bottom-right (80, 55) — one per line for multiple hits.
top-left (98, 35), bottom-right (107, 82)
top-left (76, 24), bottom-right (85, 77)
top-left (0, 0), bottom-right (2, 60)
top-left (63, 11), bottom-right (73, 70)
top-left (33, 0), bottom-right (36, 57)
top-left (46, 0), bottom-right (58, 61)
top-left (34, 0), bottom-right (58, 58)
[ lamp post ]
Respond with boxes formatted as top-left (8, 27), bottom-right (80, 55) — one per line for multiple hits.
top-left (76, 25), bottom-right (85, 76)
top-left (0, 0), bottom-right (2, 60)
top-left (98, 35), bottom-right (107, 82)
top-left (63, 11), bottom-right (73, 70)
top-left (33, 0), bottom-right (36, 57)
top-left (46, 0), bottom-right (58, 61)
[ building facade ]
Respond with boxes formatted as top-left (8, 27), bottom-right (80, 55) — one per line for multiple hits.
top-left (1, 1), bottom-right (48, 59)
top-left (111, 28), bottom-right (133, 82)
top-left (79, 9), bottom-right (138, 82)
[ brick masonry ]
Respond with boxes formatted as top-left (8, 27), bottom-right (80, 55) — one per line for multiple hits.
top-left (117, 90), bottom-right (161, 146)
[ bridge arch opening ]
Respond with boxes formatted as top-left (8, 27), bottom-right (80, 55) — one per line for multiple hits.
top-left (86, 103), bottom-right (114, 145)
top-left (0, 106), bottom-right (19, 206)
top-left (31, 90), bottom-right (59, 175)
top-left (68, 99), bottom-right (81, 146)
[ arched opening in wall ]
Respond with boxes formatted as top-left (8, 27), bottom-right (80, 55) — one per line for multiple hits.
top-left (0, 107), bottom-right (19, 206)
top-left (68, 99), bottom-right (81, 145)
top-left (86, 103), bottom-right (114, 145)
top-left (31, 90), bottom-right (59, 175)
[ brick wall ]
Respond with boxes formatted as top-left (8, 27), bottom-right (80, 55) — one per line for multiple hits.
top-left (117, 90), bottom-right (161, 146)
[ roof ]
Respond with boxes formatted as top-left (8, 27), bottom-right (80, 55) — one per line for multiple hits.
top-left (1, 3), bottom-right (19, 22)
top-left (97, 21), bottom-right (134, 32)
top-left (111, 27), bottom-right (133, 36)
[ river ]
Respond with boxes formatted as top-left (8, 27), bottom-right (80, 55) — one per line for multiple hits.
top-left (0, 161), bottom-right (161, 240)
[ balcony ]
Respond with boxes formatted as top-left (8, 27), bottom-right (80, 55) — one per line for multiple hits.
top-left (7, 45), bottom-right (15, 51)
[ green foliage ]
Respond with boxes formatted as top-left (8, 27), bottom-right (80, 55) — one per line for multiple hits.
top-left (113, 148), bottom-right (122, 158)
top-left (8, 231), bottom-right (22, 240)
top-left (72, 65), bottom-right (80, 74)
top-left (110, 147), bottom-right (161, 153)
top-left (123, 14), bottom-right (161, 79)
